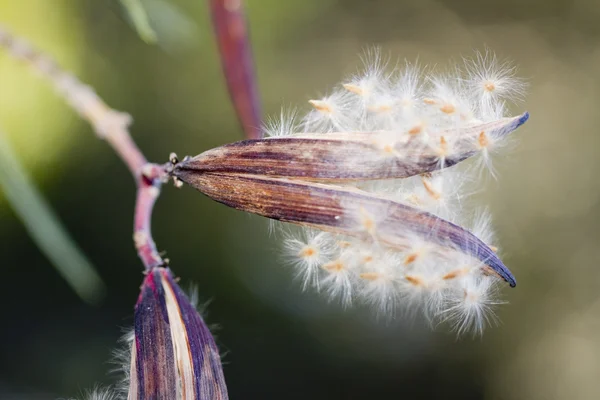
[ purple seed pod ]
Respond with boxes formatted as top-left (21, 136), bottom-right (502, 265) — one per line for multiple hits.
top-left (177, 113), bottom-right (528, 182)
top-left (129, 267), bottom-right (228, 399)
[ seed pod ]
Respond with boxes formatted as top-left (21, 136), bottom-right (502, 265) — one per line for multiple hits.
top-left (172, 51), bottom-right (529, 333)
top-left (171, 170), bottom-right (515, 287)
top-left (175, 113), bottom-right (527, 182)
top-left (129, 267), bottom-right (228, 400)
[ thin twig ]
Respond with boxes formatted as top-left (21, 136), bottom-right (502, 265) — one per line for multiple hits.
top-left (0, 24), bottom-right (167, 271)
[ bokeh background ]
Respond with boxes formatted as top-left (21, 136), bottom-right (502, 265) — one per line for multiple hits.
top-left (1, 0), bottom-right (600, 398)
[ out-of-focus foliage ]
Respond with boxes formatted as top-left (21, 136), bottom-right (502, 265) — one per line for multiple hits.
top-left (0, 131), bottom-right (105, 304)
top-left (1, 0), bottom-right (600, 399)
top-left (120, 0), bottom-right (158, 43)
top-left (0, 0), bottom-right (84, 184)
top-left (121, 0), bottom-right (200, 52)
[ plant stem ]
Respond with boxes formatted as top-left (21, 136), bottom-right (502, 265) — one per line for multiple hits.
top-left (0, 23), bottom-right (168, 271)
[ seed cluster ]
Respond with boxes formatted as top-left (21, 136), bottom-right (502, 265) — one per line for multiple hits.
top-left (269, 51), bottom-right (526, 334)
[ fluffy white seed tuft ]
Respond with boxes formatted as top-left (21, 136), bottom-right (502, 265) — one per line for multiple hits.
top-left (441, 275), bottom-right (504, 336)
top-left (463, 49), bottom-right (527, 120)
top-left (269, 50), bottom-right (525, 334)
top-left (263, 108), bottom-right (299, 137)
top-left (283, 229), bottom-right (336, 290)
top-left (71, 387), bottom-right (122, 400)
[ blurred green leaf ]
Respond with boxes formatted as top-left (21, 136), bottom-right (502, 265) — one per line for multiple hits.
top-left (0, 130), bottom-right (105, 304)
top-left (120, 0), bottom-right (158, 43)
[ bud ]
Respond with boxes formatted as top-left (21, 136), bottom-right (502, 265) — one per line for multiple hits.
top-left (129, 267), bottom-right (228, 399)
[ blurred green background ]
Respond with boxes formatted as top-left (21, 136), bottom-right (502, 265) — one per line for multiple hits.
top-left (1, 0), bottom-right (600, 398)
